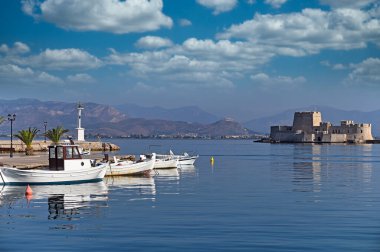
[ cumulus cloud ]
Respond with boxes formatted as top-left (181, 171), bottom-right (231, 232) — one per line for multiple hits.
top-left (251, 73), bottom-right (306, 89)
top-left (320, 0), bottom-right (378, 9)
top-left (0, 64), bottom-right (63, 84)
top-left (196, 0), bottom-right (238, 15)
top-left (0, 42), bottom-right (30, 54)
top-left (21, 0), bottom-right (173, 34)
top-left (22, 48), bottom-right (102, 70)
top-left (67, 73), bottom-right (95, 83)
top-left (218, 8), bottom-right (380, 56)
top-left (265, 0), bottom-right (287, 9)
top-left (347, 58), bottom-right (380, 86)
top-left (179, 19), bottom-right (192, 27)
top-left (135, 36), bottom-right (173, 49)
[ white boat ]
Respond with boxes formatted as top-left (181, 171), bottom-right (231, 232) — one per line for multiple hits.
top-left (106, 153), bottom-right (156, 176)
top-left (154, 156), bottom-right (178, 169)
top-left (157, 150), bottom-right (198, 167)
top-left (0, 144), bottom-right (107, 185)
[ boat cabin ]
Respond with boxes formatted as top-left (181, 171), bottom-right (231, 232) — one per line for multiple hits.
top-left (49, 145), bottom-right (86, 171)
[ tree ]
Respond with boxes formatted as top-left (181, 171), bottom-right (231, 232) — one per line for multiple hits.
top-left (45, 126), bottom-right (69, 145)
top-left (14, 127), bottom-right (40, 155)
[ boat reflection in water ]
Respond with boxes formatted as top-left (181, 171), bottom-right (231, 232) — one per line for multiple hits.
top-left (178, 165), bottom-right (197, 177)
top-left (105, 176), bottom-right (156, 201)
top-left (0, 181), bottom-right (109, 220)
top-left (152, 167), bottom-right (180, 181)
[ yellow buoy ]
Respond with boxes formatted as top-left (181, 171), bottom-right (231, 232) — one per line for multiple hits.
top-left (210, 156), bottom-right (214, 165)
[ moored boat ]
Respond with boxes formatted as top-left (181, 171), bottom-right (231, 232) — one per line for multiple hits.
top-left (154, 156), bottom-right (178, 169)
top-left (0, 144), bottom-right (107, 185)
top-left (106, 153), bottom-right (156, 176)
top-left (157, 150), bottom-right (198, 167)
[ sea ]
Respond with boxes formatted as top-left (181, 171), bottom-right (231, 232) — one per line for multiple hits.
top-left (0, 139), bottom-right (380, 251)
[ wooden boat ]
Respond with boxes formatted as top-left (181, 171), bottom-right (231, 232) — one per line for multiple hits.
top-left (106, 153), bottom-right (156, 176)
top-left (154, 156), bottom-right (178, 169)
top-left (0, 144), bottom-right (107, 185)
top-left (157, 150), bottom-right (198, 166)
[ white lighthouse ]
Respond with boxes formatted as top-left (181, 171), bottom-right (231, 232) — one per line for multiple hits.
top-left (76, 102), bottom-right (85, 142)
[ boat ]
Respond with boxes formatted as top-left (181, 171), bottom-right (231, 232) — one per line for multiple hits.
top-left (156, 150), bottom-right (198, 167)
top-left (106, 153), bottom-right (156, 176)
top-left (0, 144), bottom-right (108, 185)
top-left (154, 155), bottom-right (178, 169)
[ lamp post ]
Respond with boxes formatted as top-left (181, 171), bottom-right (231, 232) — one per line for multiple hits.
top-left (44, 121), bottom-right (47, 143)
top-left (8, 114), bottom-right (16, 158)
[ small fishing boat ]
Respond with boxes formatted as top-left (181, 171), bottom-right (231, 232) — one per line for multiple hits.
top-left (0, 144), bottom-right (107, 185)
top-left (157, 150), bottom-right (198, 166)
top-left (106, 153), bottom-right (156, 176)
top-left (154, 156), bottom-right (178, 169)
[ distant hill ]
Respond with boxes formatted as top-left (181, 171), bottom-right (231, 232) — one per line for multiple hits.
top-left (244, 105), bottom-right (380, 136)
top-left (0, 98), bottom-right (126, 133)
top-left (115, 103), bottom-right (220, 124)
top-left (0, 99), bottom-right (252, 138)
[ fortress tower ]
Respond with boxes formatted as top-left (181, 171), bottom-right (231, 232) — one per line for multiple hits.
top-left (76, 102), bottom-right (85, 142)
top-left (292, 112), bottom-right (322, 134)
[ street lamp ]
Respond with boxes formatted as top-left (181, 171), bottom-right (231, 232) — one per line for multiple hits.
top-left (44, 121), bottom-right (47, 143)
top-left (8, 114), bottom-right (16, 158)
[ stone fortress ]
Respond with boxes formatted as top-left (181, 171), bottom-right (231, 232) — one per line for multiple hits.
top-left (270, 111), bottom-right (373, 143)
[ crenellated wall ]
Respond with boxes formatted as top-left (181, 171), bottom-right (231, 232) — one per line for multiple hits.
top-left (270, 111), bottom-right (373, 143)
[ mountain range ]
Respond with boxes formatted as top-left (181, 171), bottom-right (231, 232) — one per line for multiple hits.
top-left (0, 99), bottom-right (379, 137)
top-left (0, 99), bottom-right (250, 138)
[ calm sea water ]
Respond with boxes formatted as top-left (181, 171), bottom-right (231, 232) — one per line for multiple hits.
top-left (1, 140), bottom-right (380, 251)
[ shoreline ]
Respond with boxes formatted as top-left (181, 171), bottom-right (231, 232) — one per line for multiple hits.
top-left (0, 140), bottom-right (120, 153)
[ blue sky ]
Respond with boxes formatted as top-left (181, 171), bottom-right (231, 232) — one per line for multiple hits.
top-left (0, 0), bottom-right (379, 120)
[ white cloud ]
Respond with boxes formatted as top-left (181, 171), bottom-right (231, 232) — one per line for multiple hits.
top-left (320, 0), bottom-right (378, 9)
top-left (0, 64), bottom-right (63, 84)
top-left (196, 0), bottom-right (238, 15)
top-left (218, 8), bottom-right (380, 56)
top-left (347, 58), bottom-right (380, 86)
top-left (24, 48), bottom-right (102, 70)
top-left (265, 0), bottom-right (287, 9)
top-left (179, 19), bottom-right (192, 27)
top-left (21, 0), bottom-right (173, 34)
top-left (135, 36), bottom-right (173, 49)
top-left (0, 42), bottom-right (30, 54)
top-left (67, 73), bottom-right (95, 83)
top-left (251, 73), bottom-right (306, 89)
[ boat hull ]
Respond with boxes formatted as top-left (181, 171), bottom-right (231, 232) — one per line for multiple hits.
top-left (154, 159), bottom-right (178, 169)
top-left (178, 156), bottom-right (198, 166)
top-left (0, 164), bottom-right (107, 185)
top-left (106, 158), bottom-right (155, 176)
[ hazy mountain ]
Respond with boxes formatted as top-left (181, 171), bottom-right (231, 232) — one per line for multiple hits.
top-left (115, 103), bottom-right (220, 124)
top-left (244, 105), bottom-right (380, 136)
top-left (0, 98), bottom-right (126, 134)
top-left (86, 117), bottom-right (252, 137)
top-left (0, 99), bottom-right (251, 137)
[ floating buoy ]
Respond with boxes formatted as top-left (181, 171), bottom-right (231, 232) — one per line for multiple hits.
top-left (25, 184), bottom-right (33, 195)
top-left (210, 156), bottom-right (214, 165)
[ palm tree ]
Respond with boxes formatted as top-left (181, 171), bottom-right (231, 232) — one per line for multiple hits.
top-left (14, 127), bottom-right (40, 155)
top-left (45, 126), bottom-right (69, 145)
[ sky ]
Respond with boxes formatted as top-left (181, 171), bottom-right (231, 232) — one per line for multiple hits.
top-left (0, 0), bottom-right (379, 121)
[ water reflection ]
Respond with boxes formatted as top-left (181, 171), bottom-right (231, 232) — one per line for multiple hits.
top-left (153, 168), bottom-right (180, 181)
top-left (105, 176), bottom-right (156, 201)
top-left (178, 165), bottom-right (197, 177)
top-left (0, 182), bottom-right (109, 220)
top-left (291, 144), bottom-right (374, 193)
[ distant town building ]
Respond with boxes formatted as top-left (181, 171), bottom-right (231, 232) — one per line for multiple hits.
top-left (76, 102), bottom-right (85, 141)
top-left (270, 111), bottom-right (373, 143)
